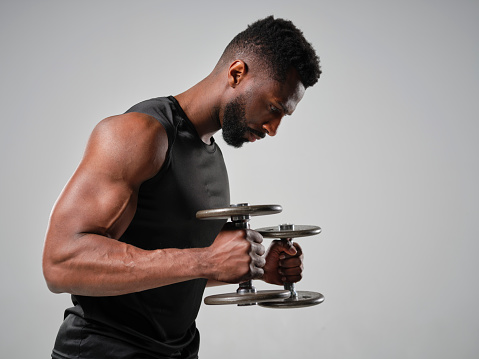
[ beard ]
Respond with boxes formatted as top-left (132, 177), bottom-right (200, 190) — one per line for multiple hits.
top-left (222, 96), bottom-right (249, 148)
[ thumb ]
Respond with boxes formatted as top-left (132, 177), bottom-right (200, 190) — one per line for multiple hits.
top-left (279, 239), bottom-right (297, 257)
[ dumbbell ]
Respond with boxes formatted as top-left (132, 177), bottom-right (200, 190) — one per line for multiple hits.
top-left (254, 224), bottom-right (325, 308)
top-left (196, 203), bottom-right (291, 306)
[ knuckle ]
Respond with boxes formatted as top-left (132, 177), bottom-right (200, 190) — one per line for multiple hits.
top-left (256, 233), bottom-right (264, 243)
top-left (248, 229), bottom-right (263, 242)
top-left (256, 243), bottom-right (265, 255)
top-left (255, 268), bottom-right (264, 278)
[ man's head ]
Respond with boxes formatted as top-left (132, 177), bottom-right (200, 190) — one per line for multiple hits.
top-left (216, 16), bottom-right (321, 147)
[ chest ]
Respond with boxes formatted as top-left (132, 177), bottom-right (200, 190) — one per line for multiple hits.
top-left (129, 132), bottom-right (230, 250)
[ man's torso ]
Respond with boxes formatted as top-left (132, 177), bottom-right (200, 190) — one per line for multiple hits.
top-left (52, 96), bottom-right (230, 359)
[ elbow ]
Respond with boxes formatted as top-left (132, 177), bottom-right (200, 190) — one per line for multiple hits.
top-left (46, 281), bottom-right (63, 294)
top-left (43, 218), bottom-right (81, 294)
top-left (43, 261), bottom-right (64, 294)
top-left (42, 250), bottom-right (70, 294)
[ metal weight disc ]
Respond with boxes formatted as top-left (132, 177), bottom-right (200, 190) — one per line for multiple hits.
top-left (258, 291), bottom-right (325, 308)
top-left (204, 290), bottom-right (290, 305)
top-left (255, 224), bottom-right (321, 239)
top-left (197, 204), bottom-right (282, 220)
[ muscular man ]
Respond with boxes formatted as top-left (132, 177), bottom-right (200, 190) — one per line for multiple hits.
top-left (43, 16), bottom-right (321, 359)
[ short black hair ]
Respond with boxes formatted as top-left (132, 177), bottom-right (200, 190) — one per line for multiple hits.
top-left (220, 16), bottom-right (321, 88)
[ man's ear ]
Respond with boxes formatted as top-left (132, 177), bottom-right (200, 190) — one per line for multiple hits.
top-left (227, 60), bottom-right (248, 88)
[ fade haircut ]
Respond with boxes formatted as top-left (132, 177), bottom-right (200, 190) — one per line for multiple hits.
top-left (219, 16), bottom-right (321, 88)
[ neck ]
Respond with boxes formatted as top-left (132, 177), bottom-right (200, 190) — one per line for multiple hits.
top-left (174, 75), bottom-right (224, 144)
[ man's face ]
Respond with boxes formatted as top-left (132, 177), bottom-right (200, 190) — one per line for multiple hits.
top-left (221, 68), bottom-right (305, 148)
top-left (222, 95), bottom-right (262, 148)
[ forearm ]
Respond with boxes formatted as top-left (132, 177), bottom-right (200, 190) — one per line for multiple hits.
top-left (43, 233), bottom-right (211, 296)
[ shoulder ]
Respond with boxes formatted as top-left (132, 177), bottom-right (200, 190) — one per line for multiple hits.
top-left (84, 112), bottom-right (169, 185)
top-left (94, 112), bottom-right (167, 144)
top-left (93, 112), bottom-right (168, 156)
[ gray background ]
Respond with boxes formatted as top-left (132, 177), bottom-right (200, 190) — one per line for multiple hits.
top-left (1, 0), bottom-right (478, 358)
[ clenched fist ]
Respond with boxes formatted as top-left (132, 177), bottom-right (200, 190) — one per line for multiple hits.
top-left (207, 223), bottom-right (266, 283)
top-left (262, 239), bottom-right (304, 286)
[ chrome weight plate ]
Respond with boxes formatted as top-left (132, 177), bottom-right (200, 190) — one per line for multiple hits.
top-left (197, 204), bottom-right (282, 220)
top-left (204, 290), bottom-right (290, 305)
top-left (255, 224), bottom-right (321, 238)
top-left (258, 291), bottom-right (325, 308)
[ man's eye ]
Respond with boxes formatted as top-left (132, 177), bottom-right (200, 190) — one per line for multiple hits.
top-left (270, 105), bottom-right (280, 113)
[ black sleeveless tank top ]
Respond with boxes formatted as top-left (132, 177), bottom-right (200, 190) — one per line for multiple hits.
top-left (52, 97), bottom-right (230, 359)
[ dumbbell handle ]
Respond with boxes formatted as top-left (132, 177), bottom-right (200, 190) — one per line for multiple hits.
top-left (232, 217), bottom-right (257, 294)
top-left (281, 238), bottom-right (298, 298)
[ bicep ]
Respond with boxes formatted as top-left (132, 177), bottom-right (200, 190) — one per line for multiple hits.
top-left (47, 113), bottom-right (168, 242)
top-left (50, 168), bottom-right (138, 240)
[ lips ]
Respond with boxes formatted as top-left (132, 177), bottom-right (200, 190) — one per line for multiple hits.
top-left (246, 131), bottom-right (257, 142)
top-left (247, 128), bottom-right (266, 142)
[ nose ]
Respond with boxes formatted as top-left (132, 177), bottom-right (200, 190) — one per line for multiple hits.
top-left (262, 117), bottom-right (282, 137)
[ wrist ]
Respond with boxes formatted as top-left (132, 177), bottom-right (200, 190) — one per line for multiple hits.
top-left (192, 247), bottom-right (216, 280)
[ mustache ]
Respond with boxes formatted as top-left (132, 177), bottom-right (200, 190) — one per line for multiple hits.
top-left (247, 128), bottom-right (266, 139)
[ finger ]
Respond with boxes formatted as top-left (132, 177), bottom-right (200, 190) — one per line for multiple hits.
top-left (284, 239), bottom-right (298, 255)
top-left (279, 266), bottom-right (303, 276)
top-left (253, 255), bottom-right (266, 268)
top-left (277, 240), bottom-right (297, 258)
top-left (251, 266), bottom-right (264, 279)
top-left (292, 242), bottom-right (303, 256)
top-left (251, 242), bottom-right (265, 256)
top-left (247, 229), bottom-right (263, 244)
top-left (279, 257), bottom-right (302, 268)
top-left (282, 274), bottom-right (302, 283)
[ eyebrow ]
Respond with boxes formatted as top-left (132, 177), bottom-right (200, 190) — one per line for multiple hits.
top-left (278, 101), bottom-right (292, 116)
